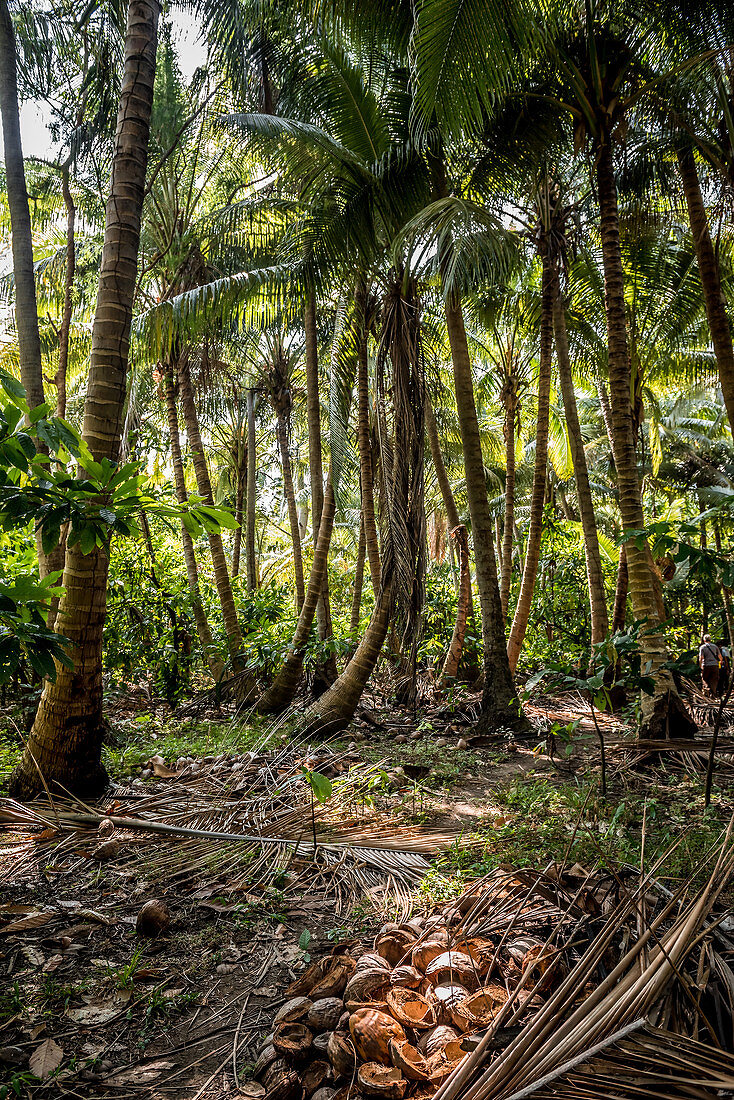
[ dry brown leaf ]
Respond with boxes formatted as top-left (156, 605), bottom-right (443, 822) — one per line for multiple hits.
top-left (108, 1059), bottom-right (175, 1085)
top-left (29, 1038), bottom-right (64, 1080)
top-left (237, 1083), bottom-right (266, 1098)
top-left (66, 990), bottom-right (131, 1026)
top-left (1, 912), bottom-right (54, 934)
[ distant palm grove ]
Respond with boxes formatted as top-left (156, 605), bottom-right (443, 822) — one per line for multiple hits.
top-left (1, 0), bottom-right (733, 796)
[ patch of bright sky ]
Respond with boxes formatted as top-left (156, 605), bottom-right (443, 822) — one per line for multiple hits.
top-left (12, 6), bottom-right (207, 162)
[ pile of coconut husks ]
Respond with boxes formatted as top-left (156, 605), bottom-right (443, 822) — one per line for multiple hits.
top-left (252, 850), bottom-right (734, 1100)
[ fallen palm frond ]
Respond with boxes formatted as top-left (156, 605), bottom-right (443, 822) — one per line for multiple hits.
top-left (0, 739), bottom-right (465, 917)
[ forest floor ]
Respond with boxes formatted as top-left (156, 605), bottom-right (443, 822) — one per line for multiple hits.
top-left (1, 684), bottom-right (734, 1098)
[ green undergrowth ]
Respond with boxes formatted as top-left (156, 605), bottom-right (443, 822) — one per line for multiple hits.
top-left (419, 772), bottom-right (731, 903)
top-left (103, 714), bottom-right (267, 775)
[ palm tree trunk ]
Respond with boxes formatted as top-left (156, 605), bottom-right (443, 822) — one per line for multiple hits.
top-left (611, 545), bottom-right (629, 631)
top-left (178, 352), bottom-right (255, 696)
top-left (163, 371), bottom-right (224, 681)
top-left (302, 571), bottom-right (393, 736)
top-left (246, 388), bottom-right (258, 592)
top-left (305, 292), bottom-right (337, 685)
top-left (0, 0), bottom-right (44, 412)
top-left (713, 521), bottom-right (734, 646)
top-left (442, 524), bottom-right (471, 682)
top-left (258, 478), bottom-right (336, 713)
top-left (596, 140), bottom-right (694, 738)
top-left (350, 515), bottom-right (366, 638)
top-left (500, 385), bottom-right (516, 622)
top-left (507, 253), bottom-right (554, 671)
top-left (275, 408), bottom-right (305, 611)
top-left (9, 0), bottom-right (161, 799)
top-left (444, 295), bottom-right (528, 732)
top-left (552, 267), bottom-right (609, 652)
top-left (425, 396), bottom-right (461, 530)
top-left (678, 147), bottom-right (734, 433)
top-left (232, 448), bottom-right (245, 579)
top-left (355, 279), bottom-right (381, 596)
top-left (55, 167), bottom-right (75, 421)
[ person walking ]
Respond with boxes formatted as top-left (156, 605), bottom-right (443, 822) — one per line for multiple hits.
top-left (699, 634), bottom-right (722, 697)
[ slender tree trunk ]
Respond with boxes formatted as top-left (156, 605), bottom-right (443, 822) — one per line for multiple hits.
top-left (507, 253), bottom-right (554, 671)
top-left (500, 384), bottom-right (516, 622)
top-left (442, 524), bottom-right (471, 683)
top-left (678, 147), bottom-right (734, 433)
top-left (355, 279), bottom-right (381, 596)
top-left (612, 544), bottom-right (629, 632)
top-left (713, 522), bottom-right (734, 646)
top-left (444, 295), bottom-right (528, 732)
top-left (274, 408), bottom-right (305, 611)
top-left (350, 515), bottom-right (366, 638)
top-left (596, 139), bottom-right (694, 738)
top-left (304, 292), bottom-right (337, 685)
top-left (163, 371), bottom-right (224, 680)
top-left (232, 444), bottom-right (245, 579)
top-left (10, 0), bottom-right (161, 799)
top-left (178, 352), bottom-right (255, 697)
top-left (425, 396), bottom-right (461, 531)
top-left (302, 572), bottom-right (393, 736)
top-left (258, 478), bottom-right (336, 713)
top-left (55, 167), bottom-right (76, 420)
top-left (246, 388), bottom-right (258, 592)
top-left (0, 0), bottom-right (44, 411)
top-left (552, 267), bottom-right (609, 653)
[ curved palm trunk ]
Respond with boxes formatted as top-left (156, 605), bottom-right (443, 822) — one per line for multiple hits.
top-left (258, 478), bottom-right (336, 713)
top-left (442, 524), bottom-right (471, 682)
top-left (500, 384), bottom-right (516, 622)
top-left (596, 140), bottom-right (694, 738)
top-left (178, 353), bottom-right (256, 698)
top-left (304, 292), bottom-right (337, 686)
top-left (301, 572), bottom-right (393, 736)
top-left (9, 0), bottom-right (160, 799)
top-left (163, 372), bottom-right (224, 681)
top-left (611, 545), bottom-right (629, 632)
top-left (507, 254), bottom-right (554, 672)
top-left (444, 295), bottom-right (528, 732)
top-left (350, 515), bottom-right (366, 638)
top-left (246, 388), bottom-right (258, 592)
top-left (678, 147), bottom-right (734, 433)
top-left (552, 268), bottom-right (609, 653)
top-left (355, 279), bottom-right (381, 596)
top-left (274, 407), bottom-right (305, 611)
top-left (56, 168), bottom-right (75, 421)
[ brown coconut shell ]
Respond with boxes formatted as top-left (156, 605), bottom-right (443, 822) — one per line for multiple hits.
top-left (262, 1058), bottom-right (300, 1100)
top-left (285, 960), bottom-right (326, 998)
top-left (253, 1043), bottom-right (277, 1077)
top-left (136, 899), bottom-right (171, 938)
top-left (274, 997), bottom-right (313, 1024)
top-left (355, 952), bottom-right (391, 975)
top-left (349, 1007), bottom-right (406, 1065)
top-left (431, 983), bottom-right (469, 1024)
top-left (416, 1025), bottom-right (459, 1059)
top-left (312, 1031), bottom-right (332, 1055)
top-left (310, 957), bottom-right (356, 999)
top-left (357, 1063), bottom-right (407, 1100)
top-left (374, 928), bottom-right (416, 967)
top-left (424, 951), bottom-right (478, 991)
top-left (426, 1054), bottom-right (463, 1084)
top-left (390, 965), bottom-right (423, 989)
top-left (388, 1038), bottom-right (430, 1082)
top-left (327, 1031), bottom-right (357, 1077)
top-left (450, 985), bottom-right (508, 1031)
top-left (344, 968), bottom-right (390, 1009)
top-left (273, 1021), bottom-right (313, 1062)
top-left (411, 932), bottom-right (450, 973)
top-left (456, 937), bottom-right (496, 977)
top-left (385, 988), bottom-right (436, 1030)
top-left (302, 1059), bottom-right (331, 1096)
top-left (307, 997), bottom-right (344, 1031)
top-left (311, 1090), bottom-right (336, 1100)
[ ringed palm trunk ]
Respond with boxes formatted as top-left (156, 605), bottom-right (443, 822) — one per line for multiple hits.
top-left (500, 383), bottom-right (517, 623)
top-left (301, 570), bottom-right (393, 736)
top-left (163, 371), bottom-right (224, 681)
top-left (552, 266), bottom-right (609, 653)
top-left (257, 478), bottom-right (336, 713)
top-left (596, 139), bottom-right (694, 738)
top-left (350, 515), bottom-right (366, 639)
top-left (55, 167), bottom-right (75, 421)
top-left (231, 442), bottom-right (245, 579)
top-left (507, 253), bottom-right (554, 672)
top-left (177, 353), bottom-right (256, 698)
top-left (274, 407), bottom-right (305, 611)
top-left (444, 295), bottom-right (528, 732)
top-left (305, 291), bottom-right (338, 685)
top-left (246, 388), bottom-right (258, 592)
top-left (355, 279), bottom-right (381, 596)
top-left (9, 0), bottom-right (160, 799)
top-left (678, 147), bottom-right (734, 433)
top-left (441, 524), bottom-right (471, 683)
